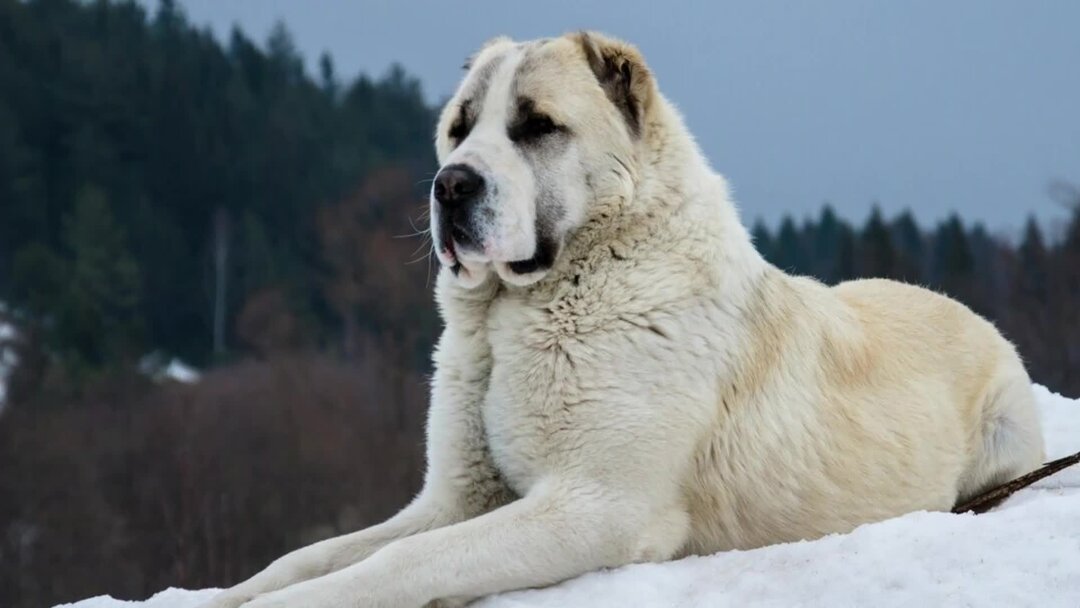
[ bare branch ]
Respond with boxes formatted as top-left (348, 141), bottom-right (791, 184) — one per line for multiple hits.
top-left (952, 450), bottom-right (1080, 514)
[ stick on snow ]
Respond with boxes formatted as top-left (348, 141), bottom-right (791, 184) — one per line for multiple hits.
top-left (952, 450), bottom-right (1080, 514)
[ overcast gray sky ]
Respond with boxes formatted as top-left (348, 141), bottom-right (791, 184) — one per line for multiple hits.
top-left (152, 0), bottom-right (1080, 233)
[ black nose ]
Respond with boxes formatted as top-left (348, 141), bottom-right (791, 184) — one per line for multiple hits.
top-left (433, 164), bottom-right (484, 207)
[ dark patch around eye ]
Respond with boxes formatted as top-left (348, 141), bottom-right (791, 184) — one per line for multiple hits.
top-left (510, 114), bottom-right (557, 141)
top-left (448, 101), bottom-right (473, 143)
top-left (508, 97), bottom-right (567, 143)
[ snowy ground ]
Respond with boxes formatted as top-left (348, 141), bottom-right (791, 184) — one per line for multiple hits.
top-left (59, 385), bottom-right (1080, 608)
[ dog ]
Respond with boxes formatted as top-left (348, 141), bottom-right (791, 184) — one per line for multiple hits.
top-left (202, 31), bottom-right (1045, 608)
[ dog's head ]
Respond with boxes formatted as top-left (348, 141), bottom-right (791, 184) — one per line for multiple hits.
top-left (431, 32), bottom-right (656, 288)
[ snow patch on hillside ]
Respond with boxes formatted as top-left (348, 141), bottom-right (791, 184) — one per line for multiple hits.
top-left (0, 305), bottom-right (17, 410)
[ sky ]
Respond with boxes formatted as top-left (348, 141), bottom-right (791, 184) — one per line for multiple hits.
top-left (147, 0), bottom-right (1080, 234)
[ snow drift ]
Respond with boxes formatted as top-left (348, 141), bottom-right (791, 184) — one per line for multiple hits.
top-left (58, 385), bottom-right (1080, 608)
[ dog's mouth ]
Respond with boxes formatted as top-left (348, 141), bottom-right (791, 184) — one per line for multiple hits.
top-left (436, 217), bottom-right (466, 271)
top-left (445, 248), bottom-right (550, 278)
top-left (439, 229), bottom-right (460, 271)
top-left (438, 228), bottom-right (549, 278)
top-left (435, 213), bottom-right (558, 286)
top-left (508, 236), bottom-right (557, 276)
top-left (437, 212), bottom-right (478, 268)
top-left (437, 228), bottom-right (484, 282)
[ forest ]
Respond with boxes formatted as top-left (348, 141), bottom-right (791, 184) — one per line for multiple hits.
top-left (0, 1), bottom-right (1077, 607)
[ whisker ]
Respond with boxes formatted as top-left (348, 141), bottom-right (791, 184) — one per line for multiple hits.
top-left (426, 245), bottom-right (437, 288)
top-left (408, 232), bottom-right (433, 258)
top-left (406, 249), bottom-right (433, 265)
top-left (393, 208), bottom-right (433, 240)
top-left (394, 227), bottom-right (431, 239)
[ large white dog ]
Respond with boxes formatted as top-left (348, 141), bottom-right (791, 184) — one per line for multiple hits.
top-left (204, 32), bottom-right (1045, 608)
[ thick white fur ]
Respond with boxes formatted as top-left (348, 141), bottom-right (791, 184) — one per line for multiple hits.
top-left (203, 33), bottom-right (1045, 608)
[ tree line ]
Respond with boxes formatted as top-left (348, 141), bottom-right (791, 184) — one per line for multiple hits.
top-left (0, 1), bottom-right (1077, 607)
top-left (0, 0), bottom-right (437, 389)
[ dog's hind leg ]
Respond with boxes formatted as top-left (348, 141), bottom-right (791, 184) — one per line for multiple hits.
top-left (956, 367), bottom-right (1045, 505)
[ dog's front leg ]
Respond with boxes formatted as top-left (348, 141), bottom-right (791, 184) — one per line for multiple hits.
top-left (203, 304), bottom-right (513, 608)
top-left (199, 494), bottom-right (458, 608)
top-left (240, 479), bottom-right (669, 608)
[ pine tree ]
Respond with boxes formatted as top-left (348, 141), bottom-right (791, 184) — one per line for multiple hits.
top-left (890, 210), bottom-right (924, 282)
top-left (750, 220), bottom-right (774, 262)
top-left (834, 222), bottom-right (857, 282)
top-left (319, 52), bottom-right (338, 99)
top-left (931, 214), bottom-right (975, 301)
top-left (1017, 216), bottom-right (1048, 303)
top-left (858, 206), bottom-right (896, 279)
top-left (813, 205), bottom-right (842, 283)
top-left (775, 216), bottom-right (805, 274)
top-left (59, 185), bottom-right (143, 366)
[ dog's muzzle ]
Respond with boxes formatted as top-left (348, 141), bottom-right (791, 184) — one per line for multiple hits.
top-left (434, 164), bottom-right (485, 252)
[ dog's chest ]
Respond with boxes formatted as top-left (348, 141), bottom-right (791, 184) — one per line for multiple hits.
top-left (480, 300), bottom-right (579, 495)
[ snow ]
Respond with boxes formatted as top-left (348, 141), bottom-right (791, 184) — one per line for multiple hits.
top-left (58, 385), bottom-right (1080, 608)
top-left (0, 307), bottom-right (16, 410)
top-left (137, 351), bottom-right (201, 385)
top-left (163, 359), bottom-right (201, 384)
top-left (57, 589), bottom-right (220, 608)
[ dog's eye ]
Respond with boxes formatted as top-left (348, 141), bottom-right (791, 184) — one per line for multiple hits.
top-left (511, 114), bottom-right (560, 142)
top-left (449, 119), bottom-right (471, 143)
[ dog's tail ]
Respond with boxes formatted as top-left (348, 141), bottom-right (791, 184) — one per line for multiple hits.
top-left (952, 450), bottom-right (1080, 514)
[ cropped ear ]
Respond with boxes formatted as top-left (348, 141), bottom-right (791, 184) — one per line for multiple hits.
top-left (572, 31), bottom-right (655, 137)
top-left (463, 36), bottom-right (514, 70)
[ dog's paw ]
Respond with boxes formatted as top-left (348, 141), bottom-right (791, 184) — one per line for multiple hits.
top-left (238, 582), bottom-right (365, 608)
top-left (195, 590), bottom-right (255, 608)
